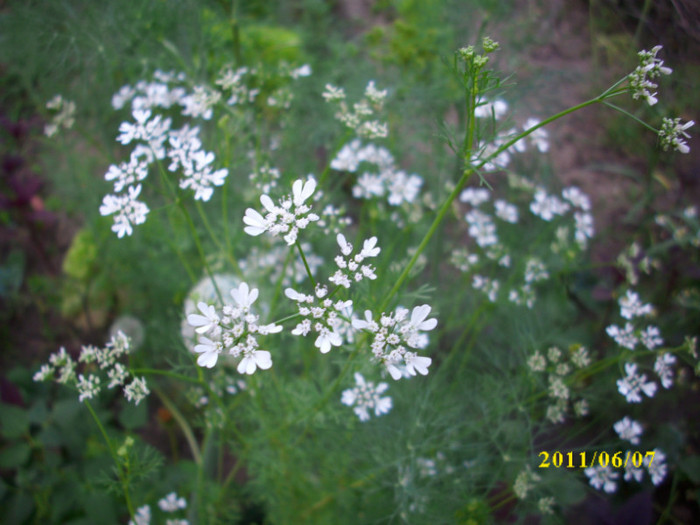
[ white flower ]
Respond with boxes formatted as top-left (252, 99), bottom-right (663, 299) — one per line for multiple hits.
top-left (292, 178), bottom-right (316, 207)
top-left (619, 290), bottom-right (653, 319)
top-left (459, 187), bottom-right (490, 206)
top-left (530, 188), bottom-right (570, 221)
top-left (585, 465), bottom-right (619, 493)
top-left (129, 505), bottom-right (151, 525)
top-left (613, 416), bottom-right (643, 445)
top-left (404, 352), bottom-right (432, 377)
top-left (99, 184), bottom-right (150, 238)
top-left (230, 282), bottom-right (259, 310)
top-left (387, 171), bottom-right (422, 205)
top-left (645, 448), bottom-right (668, 485)
top-left (76, 374), bottom-right (101, 402)
top-left (243, 178), bottom-right (319, 245)
top-left (341, 372), bottom-right (392, 421)
top-left (187, 302), bottom-right (220, 334)
top-left (606, 323), bottom-right (638, 350)
top-left (527, 351), bottom-right (546, 372)
top-left (654, 353), bottom-right (676, 389)
top-left (629, 46), bottom-right (672, 106)
top-left (158, 492), bottom-right (187, 512)
top-left (242, 208), bottom-right (268, 236)
top-left (315, 328), bottom-right (342, 354)
top-left (194, 336), bottom-right (223, 368)
top-left (562, 186), bottom-right (591, 211)
top-left (494, 199), bottom-right (519, 223)
top-left (237, 349), bottom-right (272, 375)
top-left (322, 84), bottom-right (345, 102)
top-left (641, 325), bottom-right (663, 350)
top-left (659, 117), bottom-right (694, 154)
top-left (290, 64), bottom-right (312, 78)
top-left (624, 459), bottom-right (645, 483)
top-left (407, 304), bottom-right (438, 331)
top-left (616, 362), bottom-right (657, 403)
top-left (124, 376), bottom-right (150, 405)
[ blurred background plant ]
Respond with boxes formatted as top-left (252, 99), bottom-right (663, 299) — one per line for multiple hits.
top-left (1, 0), bottom-right (699, 523)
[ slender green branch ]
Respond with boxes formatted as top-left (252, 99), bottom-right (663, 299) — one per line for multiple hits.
top-left (152, 386), bottom-right (202, 466)
top-left (85, 400), bottom-right (134, 517)
top-left (601, 100), bottom-right (658, 132)
top-left (296, 241), bottom-right (317, 288)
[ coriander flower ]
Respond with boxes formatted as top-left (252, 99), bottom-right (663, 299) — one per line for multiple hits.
top-left (641, 325), bottom-right (663, 350)
top-left (530, 188), bottom-right (570, 221)
top-left (613, 416), bottom-right (643, 445)
top-left (243, 178), bottom-right (319, 245)
top-left (285, 284), bottom-right (351, 353)
top-left (628, 45), bottom-right (672, 106)
top-left (659, 117), bottom-right (694, 154)
top-left (99, 184), bottom-right (150, 238)
top-left (187, 302), bottom-right (221, 335)
top-left (617, 362), bottom-right (657, 403)
top-left (352, 305), bottom-right (436, 380)
top-left (619, 290), bottom-right (653, 319)
top-left (584, 465), bottom-right (619, 493)
top-left (459, 187), bottom-right (490, 206)
top-left (129, 505), bottom-right (151, 525)
top-left (527, 350), bottom-right (546, 372)
top-left (194, 336), bottom-right (224, 368)
top-left (124, 377), bottom-right (150, 405)
top-left (158, 493), bottom-right (187, 512)
top-left (329, 234), bottom-right (381, 288)
top-left (77, 374), bottom-right (101, 402)
top-left (187, 282), bottom-right (281, 373)
top-left (606, 323), bottom-right (638, 350)
top-left (341, 372), bottom-right (392, 421)
top-left (654, 353), bottom-right (676, 389)
top-left (645, 448), bottom-right (668, 485)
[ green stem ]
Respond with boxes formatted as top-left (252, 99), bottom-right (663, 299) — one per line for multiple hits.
top-left (601, 100), bottom-right (658, 132)
top-left (85, 400), bottom-right (134, 517)
top-left (296, 241), bottom-right (317, 288)
top-left (152, 386), bottom-right (202, 466)
top-left (194, 199), bottom-right (243, 277)
top-left (380, 92), bottom-right (615, 312)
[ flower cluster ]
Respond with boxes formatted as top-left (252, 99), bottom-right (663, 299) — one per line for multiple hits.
top-left (285, 284), bottom-right (352, 354)
top-left (613, 416), bottom-right (643, 445)
top-left (340, 372), bottom-right (392, 421)
top-left (584, 447), bottom-right (667, 493)
top-left (323, 81), bottom-right (388, 139)
top-left (128, 491), bottom-right (189, 525)
top-left (453, 183), bottom-right (592, 308)
top-left (331, 139), bottom-right (424, 207)
top-left (605, 289), bottom-right (679, 403)
top-left (187, 282), bottom-right (282, 372)
top-left (352, 305), bottom-right (436, 380)
top-left (243, 178), bottom-right (320, 245)
top-left (469, 99), bottom-right (551, 172)
top-left (526, 345), bottom-right (591, 423)
top-left (329, 233), bottom-right (380, 288)
top-left (658, 117), bottom-right (694, 154)
top-left (33, 332), bottom-right (150, 405)
top-left (102, 70), bottom-right (233, 237)
top-left (655, 205), bottom-right (700, 248)
top-left (628, 45), bottom-right (671, 106)
top-left (216, 62), bottom-right (311, 110)
top-left (44, 94), bottom-right (76, 137)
